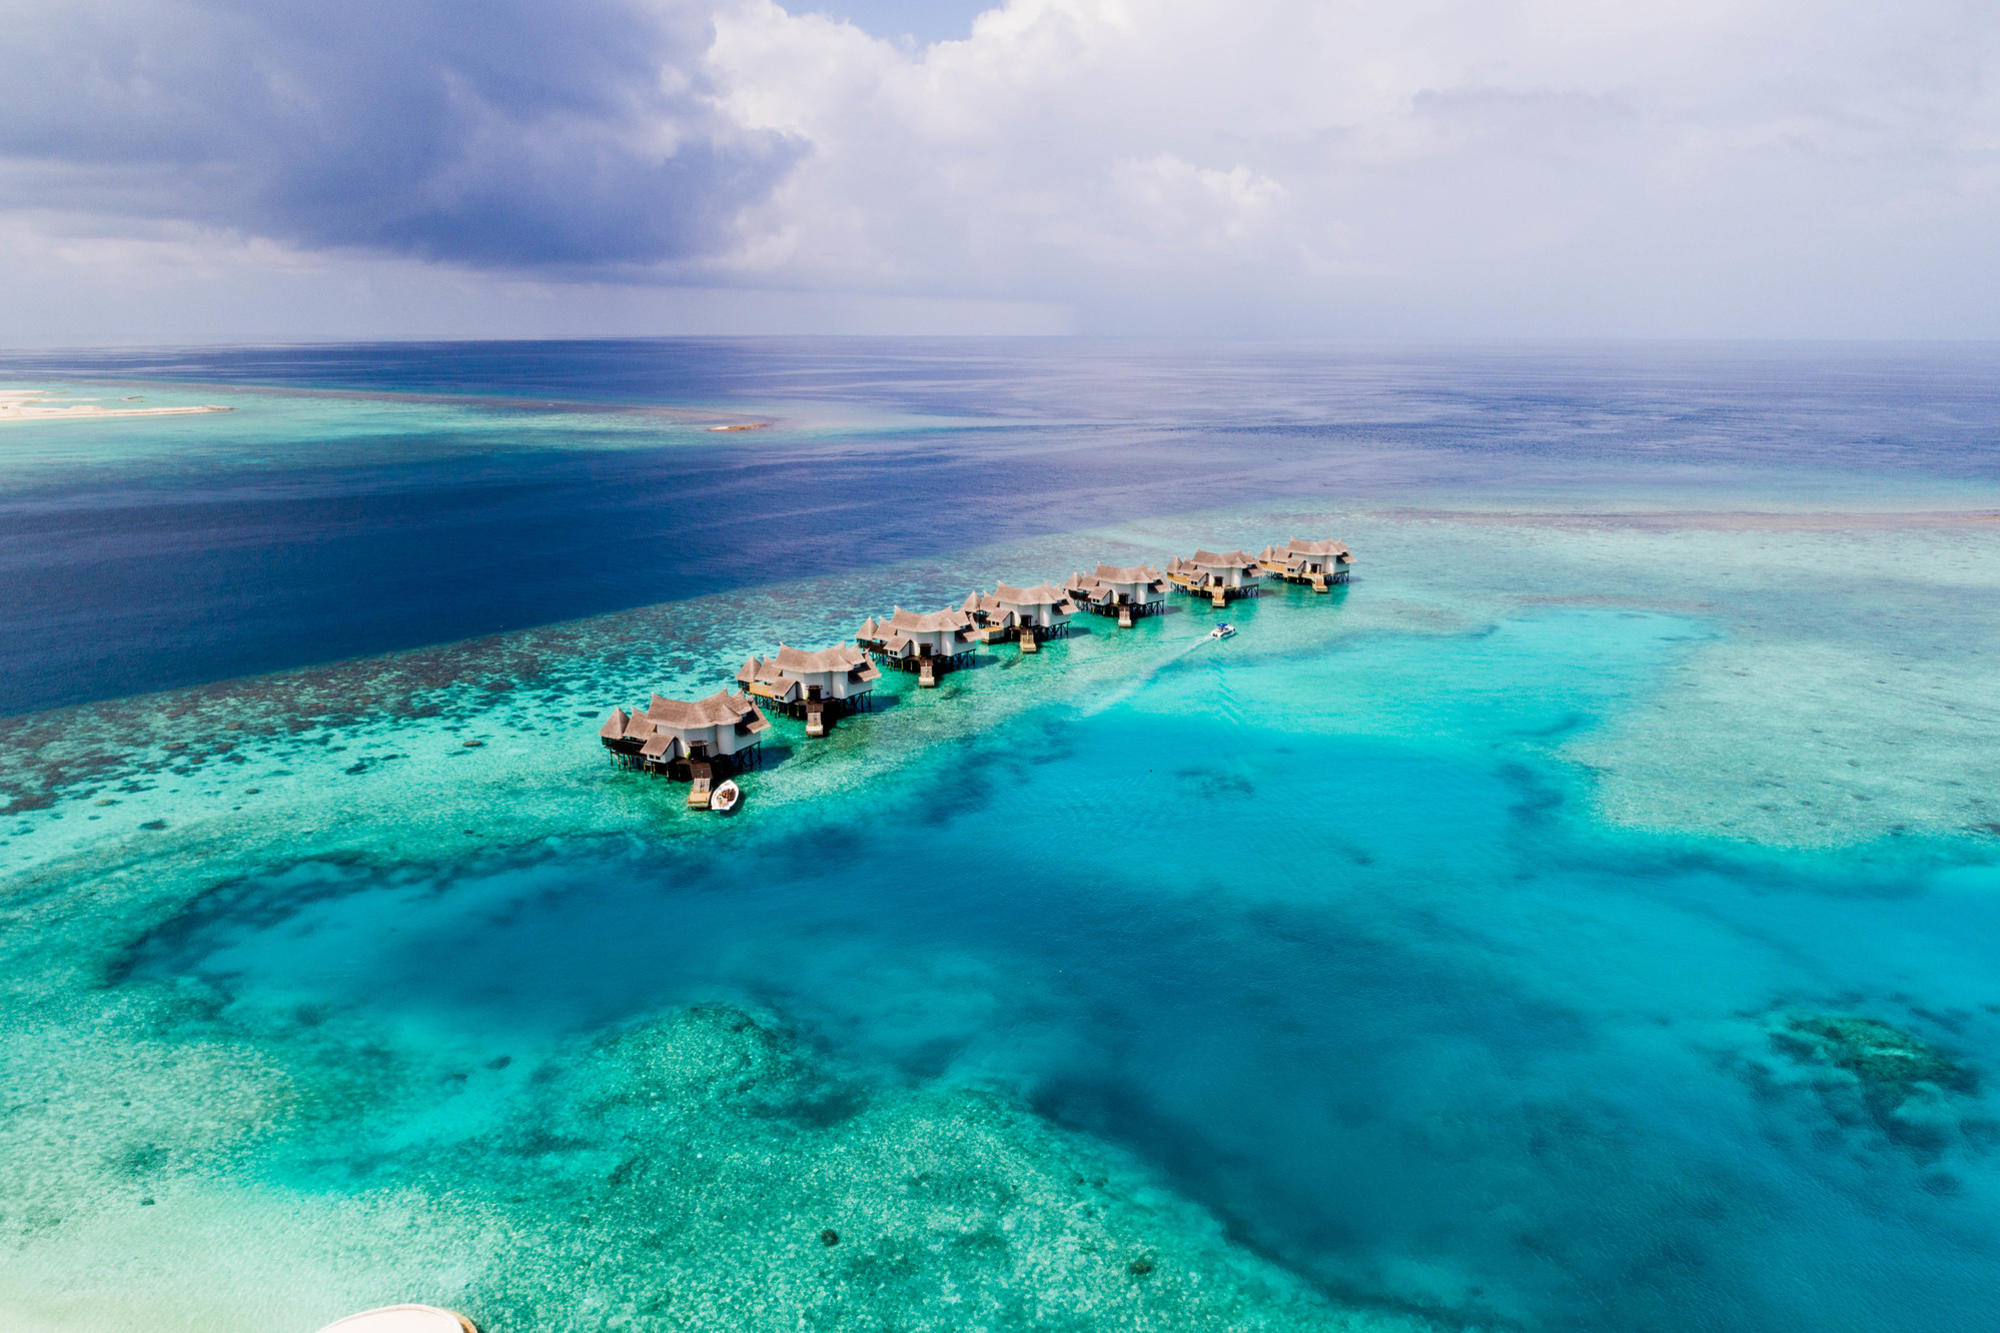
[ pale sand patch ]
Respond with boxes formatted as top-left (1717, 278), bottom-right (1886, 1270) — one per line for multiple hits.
top-left (0, 389), bottom-right (230, 422)
top-left (1567, 638), bottom-right (2000, 847)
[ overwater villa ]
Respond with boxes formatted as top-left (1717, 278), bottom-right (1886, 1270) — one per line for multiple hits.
top-left (1258, 538), bottom-right (1353, 591)
top-left (1167, 549), bottom-right (1263, 607)
top-left (600, 690), bottom-right (771, 803)
top-left (736, 642), bottom-right (883, 736)
top-left (597, 536), bottom-right (1355, 806)
top-left (1065, 563), bottom-right (1169, 627)
top-left (857, 606), bottom-right (981, 685)
top-left (965, 582), bottom-right (1076, 652)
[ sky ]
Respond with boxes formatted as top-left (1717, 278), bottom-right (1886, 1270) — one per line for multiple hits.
top-left (1, 0), bottom-right (1997, 344)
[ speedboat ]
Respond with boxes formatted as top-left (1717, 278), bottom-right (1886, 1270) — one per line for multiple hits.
top-left (1209, 623), bottom-right (1236, 640)
top-left (709, 779), bottom-right (742, 814)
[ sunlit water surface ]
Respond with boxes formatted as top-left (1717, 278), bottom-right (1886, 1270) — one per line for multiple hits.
top-left (2, 341), bottom-right (1998, 1332)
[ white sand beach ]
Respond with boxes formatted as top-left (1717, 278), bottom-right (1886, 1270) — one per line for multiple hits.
top-left (0, 389), bottom-right (230, 422)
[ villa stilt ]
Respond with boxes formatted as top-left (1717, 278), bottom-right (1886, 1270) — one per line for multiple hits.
top-left (1258, 538), bottom-right (1353, 591)
top-left (737, 642), bottom-right (883, 736)
top-left (857, 606), bottom-right (981, 686)
top-left (599, 691), bottom-right (771, 801)
top-left (1065, 563), bottom-right (1168, 627)
top-left (1166, 549), bottom-right (1263, 607)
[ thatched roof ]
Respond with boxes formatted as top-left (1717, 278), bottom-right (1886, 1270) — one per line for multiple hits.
top-left (885, 606), bottom-right (973, 633)
top-left (645, 690), bottom-right (762, 730)
top-left (994, 582), bottom-right (1068, 606)
top-left (775, 642), bottom-right (872, 674)
top-left (1280, 537), bottom-right (1351, 558)
top-left (1094, 562), bottom-right (1163, 583)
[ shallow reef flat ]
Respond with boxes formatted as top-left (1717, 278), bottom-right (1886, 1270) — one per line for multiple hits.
top-left (5, 498), bottom-right (2000, 1330)
top-left (0, 512), bottom-right (1465, 1331)
top-left (0, 991), bottom-right (1449, 1332)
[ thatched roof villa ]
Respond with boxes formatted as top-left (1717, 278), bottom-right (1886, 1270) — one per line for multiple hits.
top-left (1065, 562), bottom-right (1169, 626)
top-left (1167, 549), bottom-right (1263, 605)
top-left (600, 690), bottom-right (771, 779)
top-left (737, 642), bottom-right (882, 735)
top-left (1258, 538), bottom-right (1353, 590)
top-left (857, 606), bottom-right (981, 685)
top-left (965, 582), bottom-right (1075, 650)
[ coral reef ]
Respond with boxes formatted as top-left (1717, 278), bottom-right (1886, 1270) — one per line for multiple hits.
top-left (1763, 1011), bottom-right (1984, 1158)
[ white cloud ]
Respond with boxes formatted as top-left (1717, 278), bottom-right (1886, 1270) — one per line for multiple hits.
top-left (3, 0), bottom-right (1996, 339)
top-left (701, 0), bottom-right (2000, 335)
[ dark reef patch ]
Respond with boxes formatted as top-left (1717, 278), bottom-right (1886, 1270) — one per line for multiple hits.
top-left (1738, 1008), bottom-right (1988, 1164)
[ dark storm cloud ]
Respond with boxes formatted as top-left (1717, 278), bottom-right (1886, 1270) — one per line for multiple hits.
top-left (0, 0), bottom-right (800, 267)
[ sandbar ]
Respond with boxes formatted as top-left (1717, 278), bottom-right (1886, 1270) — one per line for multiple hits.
top-left (0, 389), bottom-right (231, 422)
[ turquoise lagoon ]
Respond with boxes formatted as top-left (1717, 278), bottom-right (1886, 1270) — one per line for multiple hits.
top-left (2, 343), bottom-right (2000, 1331)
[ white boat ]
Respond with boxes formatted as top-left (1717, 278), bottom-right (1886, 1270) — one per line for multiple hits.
top-left (1209, 623), bottom-right (1236, 640)
top-left (316, 1307), bottom-right (478, 1333)
top-left (709, 779), bottom-right (742, 814)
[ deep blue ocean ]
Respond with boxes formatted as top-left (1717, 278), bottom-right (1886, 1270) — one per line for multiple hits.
top-left (4, 340), bottom-right (1996, 716)
top-left (1, 341), bottom-right (1998, 1333)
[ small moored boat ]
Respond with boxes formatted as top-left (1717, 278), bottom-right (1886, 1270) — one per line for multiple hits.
top-left (1209, 623), bottom-right (1236, 640)
top-left (709, 779), bottom-right (742, 814)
